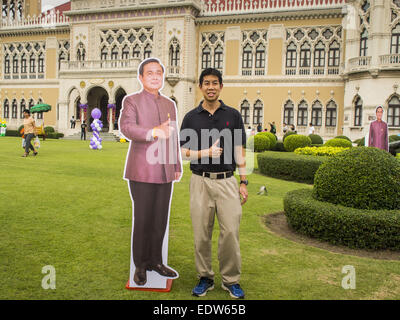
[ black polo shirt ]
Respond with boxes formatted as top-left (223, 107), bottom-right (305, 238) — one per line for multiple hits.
top-left (180, 100), bottom-right (246, 173)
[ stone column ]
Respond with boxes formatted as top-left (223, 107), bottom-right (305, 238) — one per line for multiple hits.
top-left (57, 100), bottom-right (69, 132)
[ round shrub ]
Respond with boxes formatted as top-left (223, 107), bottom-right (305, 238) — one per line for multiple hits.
top-left (313, 147), bottom-right (400, 210)
top-left (283, 134), bottom-right (312, 152)
top-left (256, 132), bottom-right (277, 149)
top-left (283, 131), bottom-right (296, 141)
top-left (308, 134), bottom-right (323, 145)
top-left (284, 189), bottom-right (400, 250)
top-left (324, 138), bottom-right (352, 148)
top-left (247, 135), bottom-right (270, 152)
top-left (354, 137), bottom-right (365, 146)
top-left (294, 146), bottom-right (349, 157)
top-left (44, 126), bottom-right (55, 134)
top-left (335, 135), bottom-right (352, 142)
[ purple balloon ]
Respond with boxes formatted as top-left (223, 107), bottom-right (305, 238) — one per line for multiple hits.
top-left (91, 108), bottom-right (102, 120)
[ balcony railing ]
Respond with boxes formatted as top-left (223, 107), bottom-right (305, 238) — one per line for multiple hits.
top-left (201, 0), bottom-right (346, 16)
top-left (60, 59), bottom-right (140, 72)
top-left (348, 56), bottom-right (371, 72)
top-left (0, 10), bottom-right (69, 30)
top-left (380, 54), bottom-right (400, 68)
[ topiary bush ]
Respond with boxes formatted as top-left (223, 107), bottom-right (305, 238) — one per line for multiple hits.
top-left (256, 132), bottom-right (277, 150)
top-left (257, 151), bottom-right (327, 183)
top-left (308, 134), bottom-right (323, 145)
top-left (283, 134), bottom-right (312, 152)
top-left (324, 138), bottom-right (353, 148)
top-left (354, 137), bottom-right (365, 146)
top-left (313, 147), bottom-right (400, 210)
top-left (247, 134), bottom-right (270, 152)
top-left (283, 130), bottom-right (296, 141)
top-left (335, 135), bottom-right (352, 142)
top-left (284, 189), bottom-right (400, 250)
top-left (44, 126), bottom-right (55, 134)
top-left (272, 140), bottom-right (286, 152)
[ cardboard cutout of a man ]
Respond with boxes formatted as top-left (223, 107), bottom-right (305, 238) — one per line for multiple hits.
top-left (119, 57), bottom-right (182, 289)
top-left (368, 105), bottom-right (389, 152)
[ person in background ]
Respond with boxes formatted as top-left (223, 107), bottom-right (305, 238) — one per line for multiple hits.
top-left (81, 120), bottom-right (87, 140)
top-left (290, 124), bottom-right (296, 133)
top-left (22, 109), bottom-right (38, 157)
top-left (257, 123), bottom-right (262, 133)
top-left (269, 121), bottom-right (276, 134)
top-left (246, 126), bottom-right (252, 139)
top-left (308, 122), bottom-right (315, 135)
top-left (368, 105), bottom-right (389, 152)
top-left (282, 122), bottom-right (288, 134)
top-left (70, 116), bottom-right (76, 129)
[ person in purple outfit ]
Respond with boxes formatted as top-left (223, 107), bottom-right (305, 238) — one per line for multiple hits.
top-left (368, 105), bottom-right (389, 152)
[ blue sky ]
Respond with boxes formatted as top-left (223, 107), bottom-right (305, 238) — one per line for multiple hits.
top-left (41, 0), bottom-right (69, 11)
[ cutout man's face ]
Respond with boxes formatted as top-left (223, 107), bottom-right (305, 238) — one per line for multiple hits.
top-left (139, 62), bottom-right (164, 93)
top-left (376, 108), bottom-right (383, 121)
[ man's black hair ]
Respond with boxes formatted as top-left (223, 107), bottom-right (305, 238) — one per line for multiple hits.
top-left (199, 68), bottom-right (223, 86)
top-left (139, 58), bottom-right (164, 76)
top-left (23, 109), bottom-right (30, 114)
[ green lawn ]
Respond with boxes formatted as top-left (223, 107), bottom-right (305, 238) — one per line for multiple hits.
top-left (1, 137), bottom-right (400, 300)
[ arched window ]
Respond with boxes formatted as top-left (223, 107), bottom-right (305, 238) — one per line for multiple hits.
top-left (111, 45), bottom-right (118, 60)
top-left (388, 95), bottom-right (400, 127)
top-left (326, 100), bottom-right (337, 127)
top-left (360, 29), bottom-right (368, 57)
top-left (3, 99), bottom-right (9, 118)
top-left (328, 41), bottom-right (340, 67)
top-left (28, 99), bottom-right (35, 111)
top-left (21, 53), bottom-right (27, 74)
top-left (202, 45), bottom-right (211, 69)
top-left (300, 42), bottom-right (311, 68)
top-left (101, 46), bottom-right (108, 60)
top-left (284, 100), bottom-right (294, 125)
top-left (12, 54), bottom-right (19, 74)
top-left (242, 43), bottom-right (252, 69)
top-left (253, 100), bottom-right (263, 125)
top-left (122, 45), bottom-right (129, 60)
top-left (20, 99), bottom-right (26, 119)
top-left (311, 101), bottom-right (322, 126)
top-left (314, 41), bottom-right (325, 68)
top-left (169, 38), bottom-right (180, 67)
top-left (391, 23), bottom-right (400, 54)
top-left (37, 98), bottom-right (43, 120)
top-left (240, 100), bottom-right (250, 125)
top-left (132, 45), bottom-right (140, 58)
top-left (214, 45), bottom-right (223, 70)
top-left (286, 42), bottom-right (297, 68)
top-left (297, 100), bottom-right (308, 126)
top-left (38, 53), bottom-right (44, 74)
top-left (4, 54), bottom-right (10, 75)
top-left (11, 99), bottom-right (18, 119)
top-left (354, 97), bottom-right (363, 126)
top-left (255, 43), bottom-right (265, 69)
top-left (29, 53), bottom-right (36, 74)
top-left (144, 44), bottom-right (152, 59)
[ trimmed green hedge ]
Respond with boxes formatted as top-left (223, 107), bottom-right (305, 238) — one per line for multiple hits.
top-left (324, 138), bottom-right (353, 148)
top-left (247, 135), bottom-right (270, 152)
top-left (335, 135), bottom-right (352, 142)
top-left (284, 134), bottom-right (312, 152)
top-left (314, 147), bottom-right (400, 210)
top-left (283, 131), bottom-right (297, 141)
top-left (257, 151), bottom-right (328, 183)
top-left (284, 189), bottom-right (400, 250)
top-left (256, 132), bottom-right (277, 149)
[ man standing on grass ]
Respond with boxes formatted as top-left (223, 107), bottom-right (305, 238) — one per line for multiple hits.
top-left (180, 68), bottom-right (248, 299)
top-left (22, 109), bottom-right (38, 157)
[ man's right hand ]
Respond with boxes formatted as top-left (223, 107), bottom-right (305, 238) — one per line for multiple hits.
top-left (153, 119), bottom-right (174, 140)
top-left (207, 138), bottom-right (223, 158)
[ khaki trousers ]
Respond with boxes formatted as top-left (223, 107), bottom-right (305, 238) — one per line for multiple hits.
top-left (190, 173), bottom-right (242, 285)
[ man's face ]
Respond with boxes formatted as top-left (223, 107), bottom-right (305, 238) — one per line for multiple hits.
top-left (139, 62), bottom-right (163, 92)
top-left (376, 108), bottom-right (383, 121)
top-left (199, 75), bottom-right (223, 103)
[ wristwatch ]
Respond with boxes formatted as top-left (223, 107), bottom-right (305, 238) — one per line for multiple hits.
top-left (240, 180), bottom-right (248, 185)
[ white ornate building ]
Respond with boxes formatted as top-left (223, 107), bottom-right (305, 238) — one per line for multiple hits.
top-left (0, 0), bottom-right (399, 141)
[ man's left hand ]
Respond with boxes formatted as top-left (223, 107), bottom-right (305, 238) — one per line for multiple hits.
top-left (239, 184), bottom-right (248, 205)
